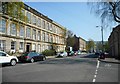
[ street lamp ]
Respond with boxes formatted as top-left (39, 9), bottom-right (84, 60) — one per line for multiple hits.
top-left (96, 26), bottom-right (104, 53)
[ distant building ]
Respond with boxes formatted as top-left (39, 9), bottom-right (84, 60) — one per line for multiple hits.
top-left (108, 25), bottom-right (120, 59)
top-left (0, 2), bottom-right (66, 53)
top-left (72, 35), bottom-right (86, 51)
top-left (79, 37), bottom-right (86, 51)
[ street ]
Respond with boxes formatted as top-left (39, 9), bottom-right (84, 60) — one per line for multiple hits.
top-left (1, 54), bottom-right (119, 82)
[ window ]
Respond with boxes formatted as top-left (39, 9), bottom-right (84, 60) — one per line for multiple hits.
top-left (32, 29), bottom-right (36, 40)
top-left (32, 15), bottom-right (36, 25)
top-left (45, 33), bottom-right (48, 42)
top-left (47, 22), bottom-right (49, 30)
top-left (20, 9), bottom-right (25, 21)
top-left (50, 24), bottom-right (52, 31)
top-left (32, 44), bottom-right (36, 51)
top-left (38, 44), bottom-right (41, 52)
top-left (26, 27), bottom-right (31, 38)
top-left (0, 52), bottom-right (6, 56)
top-left (42, 32), bottom-right (45, 41)
top-left (11, 41), bottom-right (16, 50)
top-left (27, 12), bottom-right (31, 23)
top-left (0, 19), bottom-right (6, 33)
top-left (38, 31), bottom-right (41, 41)
top-left (10, 23), bottom-right (17, 36)
top-left (2, 3), bottom-right (7, 14)
top-left (19, 25), bottom-right (24, 37)
top-left (42, 20), bottom-right (45, 29)
top-left (51, 35), bottom-right (53, 43)
top-left (0, 40), bottom-right (6, 51)
top-left (19, 42), bottom-right (24, 50)
top-left (49, 34), bottom-right (51, 42)
top-left (13, 5), bottom-right (18, 18)
top-left (37, 18), bottom-right (41, 27)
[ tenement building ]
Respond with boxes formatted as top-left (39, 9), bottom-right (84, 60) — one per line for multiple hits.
top-left (108, 25), bottom-right (120, 59)
top-left (0, 3), bottom-right (66, 53)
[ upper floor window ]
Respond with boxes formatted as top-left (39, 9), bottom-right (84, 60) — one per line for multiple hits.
top-left (26, 26), bottom-right (31, 38)
top-left (50, 24), bottom-right (52, 31)
top-left (32, 29), bottom-right (36, 40)
top-left (42, 32), bottom-right (45, 41)
top-left (19, 25), bottom-right (24, 37)
top-left (47, 22), bottom-right (49, 30)
top-left (37, 18), bottom-right (41, 27)
top-left (10, 23), bottom-right (17, 36)
top-left (20, 9), bottom-right (25, 21)
top-left (38, 31), bottom-right (41, 41)
top-left (32, 15), bottom-right (36, 25)
top-left (27, 12), bottom-right (31, 23)
top-left (42, 20), bottom-right (45, 29)
top-left (0, 19), bottom-right (6, 33)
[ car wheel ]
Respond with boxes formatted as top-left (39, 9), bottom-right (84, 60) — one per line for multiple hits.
top-left (30, 58), bottom-right (34, 63)
top-left (10, 59), bottom-right (17, 66)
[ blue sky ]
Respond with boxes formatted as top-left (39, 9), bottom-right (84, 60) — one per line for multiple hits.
top-left (25, 2), bottom-right (113, 41)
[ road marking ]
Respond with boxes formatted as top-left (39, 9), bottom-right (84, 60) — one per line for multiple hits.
top-left (94, 75), bottom-right (96, 78)
top-left (92, 79), bottom-right (96, 82)
top-left (96, 60), bottom-right (100, 69)
top-left (92, 60), bottom-right (100, 82)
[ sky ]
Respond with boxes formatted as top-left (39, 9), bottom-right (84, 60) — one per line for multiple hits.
top-left (25, 2), bottom-right (113, 41)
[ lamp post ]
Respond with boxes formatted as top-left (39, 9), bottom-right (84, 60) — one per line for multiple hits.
top-left (96, 26), bottom-right (104, 53)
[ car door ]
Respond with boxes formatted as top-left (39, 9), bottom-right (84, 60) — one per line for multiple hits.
top-left (0, 52), bottom-right (10, 63)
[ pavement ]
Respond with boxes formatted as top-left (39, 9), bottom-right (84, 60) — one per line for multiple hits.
top-left (46, 55), bottom-right (56, 59)
top-left (98, 58), bottom-right (120, 64)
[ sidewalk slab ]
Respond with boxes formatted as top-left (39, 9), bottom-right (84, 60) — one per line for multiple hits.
top-left (98, 58), bottom-right (120, 64)
top-left (46, 56), bottom-right (55, 59)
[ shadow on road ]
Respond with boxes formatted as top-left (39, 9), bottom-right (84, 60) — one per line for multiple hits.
top-left (80, 54), bottom-right (99, 58)
top-left (37, 58), bottom-right (97, 65)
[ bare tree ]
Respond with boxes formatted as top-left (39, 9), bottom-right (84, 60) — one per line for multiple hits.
top-left (88, 0), bottom-right (120, 27)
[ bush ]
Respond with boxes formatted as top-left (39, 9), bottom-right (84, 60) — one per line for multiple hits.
top-left (42, 49), bottom-right (55, 56)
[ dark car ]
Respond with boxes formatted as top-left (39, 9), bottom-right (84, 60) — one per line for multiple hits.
top-left (18, 52), bottom-right (46, 63)
top-left (99, 53), bottom-right (105, 59)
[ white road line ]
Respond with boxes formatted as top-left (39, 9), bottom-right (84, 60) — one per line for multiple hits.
top-left (92, 60), bottom-right (100, 82)
top-left (92, 79), bottom-right (96, 82)
top-left (94, 75), bottom-right (97, 78)
top-left (96, 60), bottom-right (100, 69)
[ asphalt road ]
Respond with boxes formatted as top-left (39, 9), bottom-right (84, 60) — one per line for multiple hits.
top-left (1, 53), bottom-right (119, 82)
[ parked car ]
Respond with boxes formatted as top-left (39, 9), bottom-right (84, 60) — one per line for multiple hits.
top-left (56, 51), bottom-right (68, 57)
top-left (95, 52), bottom-right (100, 55)
top-left (18, 52), bottom-right (46, 63)
top-left (68, 51), bottom-right (74, 56)
top-left (0, 51), bottom-right (18, 66)
top-left (99, 52), bottom-right (105, 59)
top-left (77, 50), bottom-right (81, 55)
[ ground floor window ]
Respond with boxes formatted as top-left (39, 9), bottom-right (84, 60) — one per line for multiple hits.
top-left (11, 41), bottom-right (16, 50)
top-left (38, 44), bottom-right (41, 53)
top-left (0, 40), bottom-right (6, 51)
top-left (19, 42), bottom-right (24, 50)
top-left (32, 44), bottom-right (36, 51)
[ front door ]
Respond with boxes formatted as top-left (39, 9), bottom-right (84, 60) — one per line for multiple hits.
top-left (26, 45), bottom-right (30, 52)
